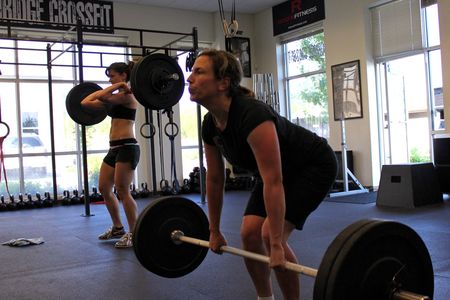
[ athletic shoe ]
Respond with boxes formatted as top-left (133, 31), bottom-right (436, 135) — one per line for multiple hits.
top-left (98, 226), bottom-right (126, 240)
top-left (115, 232), bottom-right (133, 248)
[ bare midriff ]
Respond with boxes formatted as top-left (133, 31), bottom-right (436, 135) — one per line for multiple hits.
top-left (109, 118), bottom-right (135, 141)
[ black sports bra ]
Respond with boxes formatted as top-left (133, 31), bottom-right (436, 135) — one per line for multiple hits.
top-left (107, 104), bottom-right (136, 121)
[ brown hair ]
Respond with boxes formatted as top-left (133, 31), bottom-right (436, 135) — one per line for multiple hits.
top-left (197, 49), bottom-right (254, 97)
top-left (105, 61), bottom-right (134, 82)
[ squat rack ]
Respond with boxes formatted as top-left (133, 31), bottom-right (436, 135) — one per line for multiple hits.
top-left (0, 18), bottom-right (205, 216)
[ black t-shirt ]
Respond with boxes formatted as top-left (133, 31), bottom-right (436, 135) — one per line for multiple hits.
top-left (202, 95), bottom-right (330, 175)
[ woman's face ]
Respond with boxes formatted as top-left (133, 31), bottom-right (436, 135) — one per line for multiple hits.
top-left (107, 70), bottom-right (126, 84)
top-left (187, 56), bottom-right (225, 104)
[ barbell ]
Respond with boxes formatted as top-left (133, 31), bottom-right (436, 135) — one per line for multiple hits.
top-left (133, 196), bottom-right (434, 300)
top-left (65, 53), bottom-right (185, 126)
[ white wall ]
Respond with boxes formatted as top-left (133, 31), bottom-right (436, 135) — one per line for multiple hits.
top-left (114, 3), bottom-right (215, 42)
top-left (322, 0), bottom-right (379, 187)
top-left (253, 9), bottom-right (286, 114)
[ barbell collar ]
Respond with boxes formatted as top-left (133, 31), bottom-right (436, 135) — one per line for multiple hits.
top-left (392, 289), bottom-right (429, 300)
top-left (166, 73), bottom-right (180, 81)
top-left (172, 230), bottom-right (318, 277)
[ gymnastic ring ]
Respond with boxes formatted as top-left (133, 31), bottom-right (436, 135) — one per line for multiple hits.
top-left (164, 122), bottom-right (179, 139)
top-left (140, 122), bottom-right (156, 139)
top-left (0, 121), bottom-right (10, 139)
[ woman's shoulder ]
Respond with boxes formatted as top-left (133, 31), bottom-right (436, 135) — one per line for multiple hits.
top-left (233, 96), bottom-right (276, 118)
top-left (114, 92), bottom-right (138, 109)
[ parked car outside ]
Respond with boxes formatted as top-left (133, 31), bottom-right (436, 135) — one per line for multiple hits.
top-left (3, 133), bottom-right (48, 177)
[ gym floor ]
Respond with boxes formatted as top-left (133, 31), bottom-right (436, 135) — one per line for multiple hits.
top-left (0, 191), bottom-right (449, 300)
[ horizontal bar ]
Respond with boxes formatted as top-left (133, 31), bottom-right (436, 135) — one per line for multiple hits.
top-left (175, 232), bottom-right (318, 277)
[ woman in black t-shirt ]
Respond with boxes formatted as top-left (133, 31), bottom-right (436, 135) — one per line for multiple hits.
top-left (187, 49), bottom-right (337, 300)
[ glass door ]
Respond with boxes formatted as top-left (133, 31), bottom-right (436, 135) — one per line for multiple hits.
top-left (379, 54), bottom-right (431, 164)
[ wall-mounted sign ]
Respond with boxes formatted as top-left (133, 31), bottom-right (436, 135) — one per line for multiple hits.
top-left (272, 0), bottom-right (325, 36)
top-left (0, 0), bottom-right (114, 33)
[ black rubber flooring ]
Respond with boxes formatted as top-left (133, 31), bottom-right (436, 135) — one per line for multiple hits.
top-left (0, 191), bottom-right (449, 300)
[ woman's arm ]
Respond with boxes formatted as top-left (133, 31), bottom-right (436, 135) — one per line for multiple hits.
top-left (247, 120), bottom-right (286, 268)
top-left (81, 82), bottom-right (131, 109)
top-left (204, 142), bottom-right (227, 252)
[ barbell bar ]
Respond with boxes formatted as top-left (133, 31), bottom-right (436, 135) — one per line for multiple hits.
top-left (171, 230), bottom-right (318, 277)
top-left (133, 197), bottom-right (434, 300)
top-left (65, 53), bottom-right (185, 126)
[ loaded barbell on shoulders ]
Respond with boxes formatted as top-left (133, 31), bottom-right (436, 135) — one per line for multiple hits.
top-left (65, 53), bottom-right (185, 126)
top-left (133, 196), bottom-right (434, 300)
top-left (65, 82), bottom-right (106, 126)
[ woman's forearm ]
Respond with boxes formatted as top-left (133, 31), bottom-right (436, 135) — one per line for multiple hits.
top-left (263, 181), bottom-right (285, 247)
top-left (206, 172), bottom-right (225, 233)
top-left (81, 82), bottom-right (128, 109)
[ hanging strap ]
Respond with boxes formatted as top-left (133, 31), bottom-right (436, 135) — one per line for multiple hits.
top-left (164, 109), bottom-right (180, 194)
top-left (218, 0), bottom-right (230, 37)
top-left (0, 96), bottom-right (11, 197)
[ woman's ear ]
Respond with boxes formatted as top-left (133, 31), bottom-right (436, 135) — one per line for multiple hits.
top-left (218, 77), bottom-right (231, 92)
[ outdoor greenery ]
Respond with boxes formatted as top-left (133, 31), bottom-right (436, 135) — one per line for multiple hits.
top-left (410, 147), bottom-right (431, 163)
top-left (296, 33), bottom-right (327, 108)
top-left (286, 32), bottom-right (329, 137)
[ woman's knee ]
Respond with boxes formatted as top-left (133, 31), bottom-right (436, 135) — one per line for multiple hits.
top-left (241, 217), bottom-right (264, 248)
top-left (114, 184), bottom-right (131, 199)
top-left (98, 183), bottom-right (113, 197)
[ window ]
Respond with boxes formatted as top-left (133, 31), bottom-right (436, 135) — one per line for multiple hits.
top-left (372, 1), bottom-right (442, 164)
top-left (283, 31), bottom-right (329, 138)
top-left (0, 38), bottom-right (129, 196)
top-left (177, 51), bottom-right (207, 178)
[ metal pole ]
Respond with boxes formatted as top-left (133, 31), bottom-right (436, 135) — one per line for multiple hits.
top-left (145, 107), bottom-right (157, 195)
top-left (76, 19), bottom-right (93, 217)
top-left (46, 44), bottom-right (58, 203)
top-left (141, 44), bottom-right (158, 195)
top-left (192, 27), bottom-right (206, 204)
top-left (340, 116), bottom-right (349, 192)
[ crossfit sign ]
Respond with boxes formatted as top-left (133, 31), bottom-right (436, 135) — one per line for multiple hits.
top-left (0, 0), bottom-right (114, 33)
top-left (272, 0), bottom-right (325, 36)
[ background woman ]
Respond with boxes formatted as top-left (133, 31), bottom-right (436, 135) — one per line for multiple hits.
top-left (81, 62), bottom-right (140, 248)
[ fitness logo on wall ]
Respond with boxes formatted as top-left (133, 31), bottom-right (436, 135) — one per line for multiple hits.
top-left (0, 0), bottom-right (114, 33)
top-left (272, 0), bottom-right (325, 36)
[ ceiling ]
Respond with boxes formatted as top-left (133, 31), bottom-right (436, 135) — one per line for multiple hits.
top-left (113, 0), bottom-right (285, 14)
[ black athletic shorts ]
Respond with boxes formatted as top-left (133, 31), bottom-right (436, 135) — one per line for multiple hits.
top-left (103, 139), bottom-right (140, 170)
top-left (244, 144), bottom-right (338, 230)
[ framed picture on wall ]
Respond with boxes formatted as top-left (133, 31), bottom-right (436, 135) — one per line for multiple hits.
top-left (331, 60), bottom-right (363, 121)
top-left (226, 37), bottom-right (251, 78)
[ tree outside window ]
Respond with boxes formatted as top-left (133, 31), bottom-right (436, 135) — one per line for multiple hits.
top-left (284, 31), bottom-right (329, 138)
